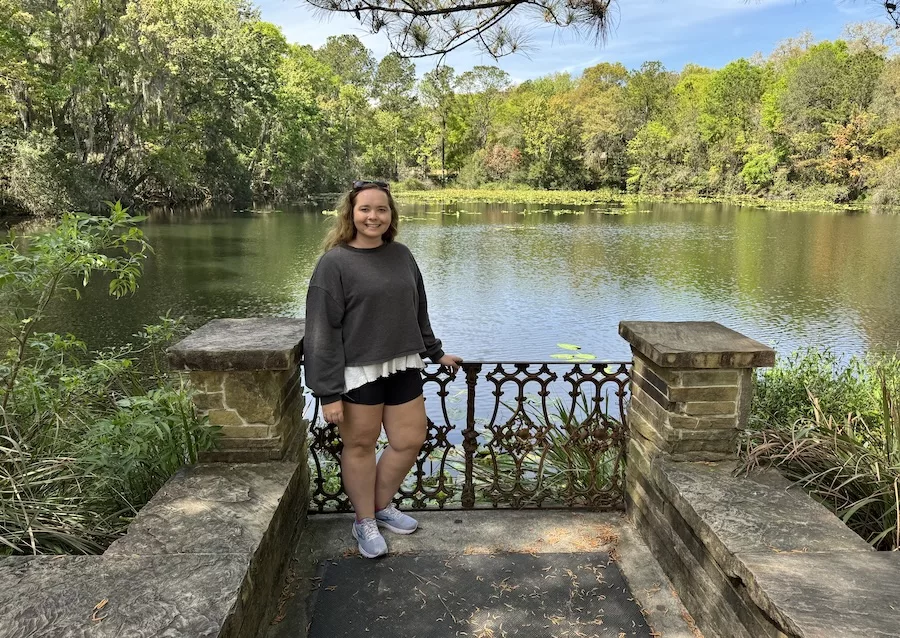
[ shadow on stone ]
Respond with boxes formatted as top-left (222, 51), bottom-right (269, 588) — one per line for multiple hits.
top-left (308, 552), bottom-right (651, 638)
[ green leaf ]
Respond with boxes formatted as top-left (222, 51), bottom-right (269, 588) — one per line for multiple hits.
top-left (556, 343), bottom-right (581, 351)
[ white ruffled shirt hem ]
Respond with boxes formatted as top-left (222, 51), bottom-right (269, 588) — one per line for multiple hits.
top-left (343, 354), bottom-right (425, 393)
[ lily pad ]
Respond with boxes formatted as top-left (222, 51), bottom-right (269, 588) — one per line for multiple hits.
top-left (550, 354), bottom-right (579, 360)
top-left (556, 343), bottom-right (581, 351)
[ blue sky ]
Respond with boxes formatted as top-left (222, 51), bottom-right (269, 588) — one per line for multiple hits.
top-left (254, 0), bottom-right (891, 81)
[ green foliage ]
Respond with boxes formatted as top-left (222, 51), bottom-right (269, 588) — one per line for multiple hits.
top-left (746, 349), bottom-right (900, 550)
top-left (2, 17), bottom-right (900, 213)
top-left (394, 177), bottom-right (430, 191)
top-left (5, 131), bottom-right (105, 216)
top-left (741, 145), bottom-right (780, 191)
top-left (0, 206), bottom-right (215, 554)
top-left (751, 348), bottom-right (899, 429)
top-left (866, 154), bottom-right (900, 207)
top-left (626, 122), bottom-right (673, 192)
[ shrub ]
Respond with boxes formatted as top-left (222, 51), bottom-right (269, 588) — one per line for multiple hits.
top-left (865, 154), bottom-right (900, 209)
top-left (744, 393), bottom-right (900, 550)
top-left (394, 177), bottom-right (430, 191)
top-left (4, 132), bottom-right (108, 217)
top-left (5, 132), bottom-right (76, 216)
top-left (0, 205), bottom-right (215, 554)
top-left (741, 146), bottom-right (779, 191)
top-left (750, 348), bottom-right (894, 429)
top-left (456, 152), bottom-right (489, 189)
top-left (746, 349), bottom-right (900, 550)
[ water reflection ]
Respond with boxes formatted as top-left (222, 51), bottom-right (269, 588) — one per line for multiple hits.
top-left (43, 201), bottom-right (900, 359)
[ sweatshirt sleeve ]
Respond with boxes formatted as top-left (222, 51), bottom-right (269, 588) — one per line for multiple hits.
top-left (414, 258), bottom-right (445, 363)
top-left (304, 278), bottom-right (346, 406)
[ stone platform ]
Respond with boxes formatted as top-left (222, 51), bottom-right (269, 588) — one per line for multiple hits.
top-left (267, 511), bottom-right (700, 638)
top-left (630, 459), bottom-right (900, 638)
top-left (309, 551), bottom-right (650, 637)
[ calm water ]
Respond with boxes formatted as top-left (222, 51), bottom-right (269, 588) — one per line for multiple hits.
top-left (46, 200), bottom-right (900, 361)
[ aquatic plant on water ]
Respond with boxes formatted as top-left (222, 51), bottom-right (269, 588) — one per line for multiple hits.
top-left (391, 187), bottom-right (879, 213)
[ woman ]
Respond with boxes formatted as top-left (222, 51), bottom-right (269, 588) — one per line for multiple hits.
top-left (304, 180), bottom-right (463, 558)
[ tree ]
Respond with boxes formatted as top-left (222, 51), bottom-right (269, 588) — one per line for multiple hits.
top-left (262, 44), bottom-right (334, 197)
top-left (626, 121), bottom-right (672, 192)
top-left (870, 57), bottom-right (900, 152)
top-left (842, 20), bottom-right (900, 56)
top-left (373, 53), bottom-right (416, 112)
top-left (304, 0), bottom-right (614, 58)
top-left (697, 59), bottom-right (766, 189)
top-left (0, 0), bottom-right (290, 212)
top-left (456, 65), bottom-right (510, 156)
top-left (419, 65), bottom-right (458, 183)
top-left (368, 53), bottom-right (418, 179)
top-left (668, 64), bottom-right (714, 191)
top-left (316, 35), bottom-right (375, 92)
top-left (301, 0), bottom-right (900, 59)
top-left (622, 61), bottom-right (675, 133)
top-left (573, 63), bottom-right (629, 187)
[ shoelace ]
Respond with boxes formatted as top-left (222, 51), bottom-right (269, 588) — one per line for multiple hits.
top-left (357, 520), bottom-right (380, 539)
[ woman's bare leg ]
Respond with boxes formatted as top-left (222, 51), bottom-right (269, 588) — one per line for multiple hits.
top-left (338, 402), bottom-right (384, 520)
top-left (375, 395), bottom-right (427, 510)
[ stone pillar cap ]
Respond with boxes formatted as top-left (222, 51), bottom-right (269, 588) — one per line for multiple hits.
top-left (168, 318), bottom-right (305, 371)
top-left (618, 321), bottom-right (775, 369)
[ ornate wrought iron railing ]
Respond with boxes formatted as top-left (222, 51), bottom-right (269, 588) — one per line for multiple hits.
top-left (306, 360), bottom-right (631, 513)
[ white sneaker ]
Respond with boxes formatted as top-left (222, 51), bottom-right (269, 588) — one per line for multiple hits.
top-left (374, 504), bottom-right (418, 534)
top-left (351, 518), bottom-right (388, 558)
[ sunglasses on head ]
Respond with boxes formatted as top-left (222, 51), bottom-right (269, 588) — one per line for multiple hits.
top-left (352, 180), bottom-right (390, 191)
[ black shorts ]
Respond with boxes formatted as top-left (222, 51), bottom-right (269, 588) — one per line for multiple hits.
top-left (341, 368), bottom-right (424, 406)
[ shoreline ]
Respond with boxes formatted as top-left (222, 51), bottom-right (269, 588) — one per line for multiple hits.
top-left (391, 188), bottom-right (898, 213)
top-left (3, 189), bottom-right (898, 224)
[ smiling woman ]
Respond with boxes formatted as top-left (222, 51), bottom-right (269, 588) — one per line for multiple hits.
top-left (351, 187), bottom-right (394, 247)
top-left (303, 180), bottom-right (463, 558)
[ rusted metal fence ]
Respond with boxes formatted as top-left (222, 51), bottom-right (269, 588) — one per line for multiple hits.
top-left (307, 361), bottom-right (631, 513)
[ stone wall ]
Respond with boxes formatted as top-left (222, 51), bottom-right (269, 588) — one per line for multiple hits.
top-left (0, 462), bottom-right (308, 638)
top-left (168, 317), bottom-right (307, 462)
top-left (620, 321), bottom-right (900, 638)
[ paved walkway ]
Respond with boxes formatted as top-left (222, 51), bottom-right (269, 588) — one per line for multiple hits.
top-left (266, 511), bottom-right (700, 638)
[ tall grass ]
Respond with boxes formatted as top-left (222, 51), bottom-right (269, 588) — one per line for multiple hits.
top-left (1, 207), bottom-right (215, 555)
top-left (746, 349), bottom-right (900, 550)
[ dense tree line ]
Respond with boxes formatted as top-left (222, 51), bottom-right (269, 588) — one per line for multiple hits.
top-left (1, 0), bottom-right (898, 216)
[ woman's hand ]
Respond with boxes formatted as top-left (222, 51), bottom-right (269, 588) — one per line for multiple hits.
top-left (437, 354), bottom-right (463, 373)
top-left (322, 400), bottom-right (344, 426)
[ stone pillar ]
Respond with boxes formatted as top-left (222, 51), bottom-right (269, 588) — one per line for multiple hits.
top-left (618, 321), bottom-right (775, 479)
top-left (168, 318), bottom-right (306, 462)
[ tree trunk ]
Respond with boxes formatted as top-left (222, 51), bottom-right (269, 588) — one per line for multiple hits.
top-left (441, 114), bottom-right (447, 185)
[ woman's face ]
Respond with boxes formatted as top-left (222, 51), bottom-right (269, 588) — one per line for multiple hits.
top-left (352, 188), bottom-right (392, 243)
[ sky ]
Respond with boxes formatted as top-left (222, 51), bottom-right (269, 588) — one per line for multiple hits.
top-left (254, 0), bottom-right (893, 81)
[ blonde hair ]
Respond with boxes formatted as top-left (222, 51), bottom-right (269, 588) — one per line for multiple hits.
top-left (321, 184), bottom-right (399, 252)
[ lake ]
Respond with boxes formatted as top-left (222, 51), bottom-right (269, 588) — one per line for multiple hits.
top-left (46, 199), bottom-right (900, 361)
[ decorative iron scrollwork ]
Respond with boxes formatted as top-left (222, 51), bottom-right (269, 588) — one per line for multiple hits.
top-left (305, 360), bottom-right (631, 513)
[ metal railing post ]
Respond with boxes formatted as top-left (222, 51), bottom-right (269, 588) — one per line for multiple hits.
top-left (462, 363), bottom-right (482, 509)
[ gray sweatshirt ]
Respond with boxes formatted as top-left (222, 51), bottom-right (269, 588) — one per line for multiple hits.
top-left (303, 241), bottom-right (445, 405)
